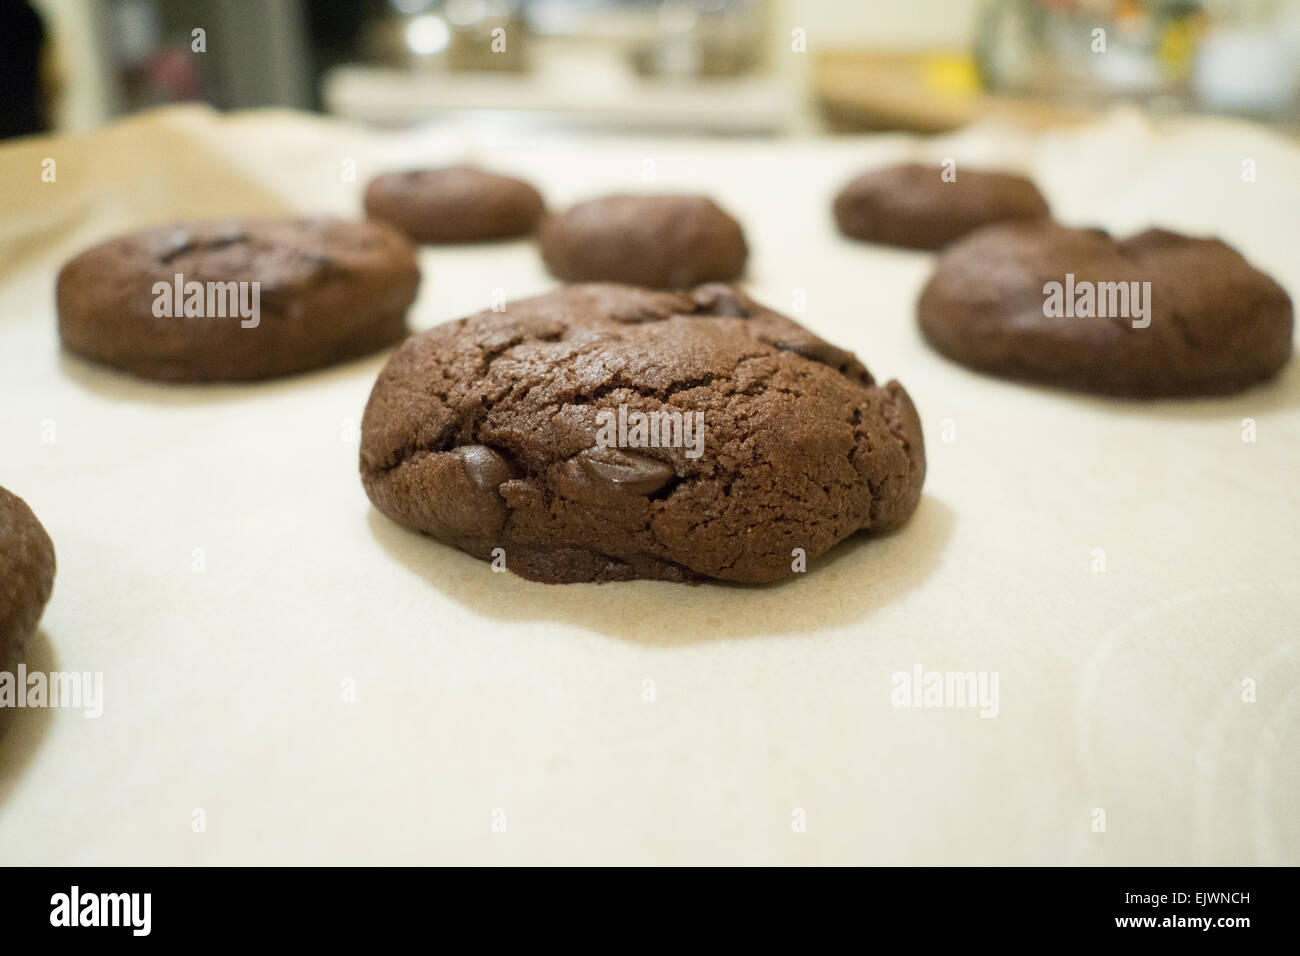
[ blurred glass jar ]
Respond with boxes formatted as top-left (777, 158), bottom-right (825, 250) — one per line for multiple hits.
top-left (446, 0), bottom-right (528, 72)
top-left (629, 0), bottom-right (764, 79)
top-left (364, 0), bottom-right (528, 72)
top-left (976, 0), bottom-right (1300, 121)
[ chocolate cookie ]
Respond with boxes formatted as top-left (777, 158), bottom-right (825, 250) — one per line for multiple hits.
top-left (539, 195), bottom-right (747, 288)
top-left (917, 222), bottom-right (1293, 397)
top-left (361, 283), bottom-right (925, 584)
top-left (57, 218), bottom-right (420, 383)
top-left (0, 487), bottom-right (56, 700)
top-left (833, 162), bottom-right (1049, 250)
top-left (364, 166), bottom-right (545, 243)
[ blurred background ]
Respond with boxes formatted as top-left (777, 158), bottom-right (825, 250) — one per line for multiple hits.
top-left (4, 0), bottom-right (1300, 140)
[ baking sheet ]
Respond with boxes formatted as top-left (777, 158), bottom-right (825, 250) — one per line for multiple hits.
top-left (0, 105), bottom-right (1296, 864)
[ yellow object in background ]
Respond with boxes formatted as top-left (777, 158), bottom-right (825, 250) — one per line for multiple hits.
top-left (1157, 15), bottom-right (1204, 81)
top-left (923, 53), bottom-right (980, 95)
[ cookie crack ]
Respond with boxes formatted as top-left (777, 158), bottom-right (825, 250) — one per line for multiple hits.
top-left (475, 335), bottom-right (526, 375)
top-left (157, 232), bottom-right (250, 263)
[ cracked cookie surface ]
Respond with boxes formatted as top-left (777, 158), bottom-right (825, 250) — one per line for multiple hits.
top-left (361, 283), bottom-right (925, 584)
top-left (918, 221), bottom-right (1293, 397)
top-left (57, 218), bottom-right (420, 382)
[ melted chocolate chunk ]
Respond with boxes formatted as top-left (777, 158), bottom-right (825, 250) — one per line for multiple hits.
top-left (775, 339), bottom-right (854, 372)
top-left (454, 445), bottom-right (515, 492)
top-left (577, 446), bottom-right (676, 496)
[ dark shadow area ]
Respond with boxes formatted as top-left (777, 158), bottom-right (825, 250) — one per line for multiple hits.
top-left (57, 348), bottom-right (391, 407)
top-left (367, 494), bottom-right (954, 645)
top-left (0, 629), bottom-right (58, 807)
top-left (1070, 363), bottom-right (1300, 421)
top-left (921, 346), bottom-right (1300, 421)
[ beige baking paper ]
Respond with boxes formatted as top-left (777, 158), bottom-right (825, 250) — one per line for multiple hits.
top-left (0, 106), bottom-right (1296, 864)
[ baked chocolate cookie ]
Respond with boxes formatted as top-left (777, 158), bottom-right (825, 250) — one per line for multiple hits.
top-left (0, 487), bottom-right (56, 702)
top-left (57, 218), bottom-right (420, 383)
top-left (833, 162), bottom-right (1049, 250)
top-left (917, 222), bottom-right (1293, 397)
top-left (361, 283), bottom-right (925, 584)
top-left (364, 166), bottom-right (545, 243)
top-left (539, 195), bottom-right (747, 288)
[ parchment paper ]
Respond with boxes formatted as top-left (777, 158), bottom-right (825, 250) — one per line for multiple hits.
top-left (0, 105), bottom-right (1296, 864)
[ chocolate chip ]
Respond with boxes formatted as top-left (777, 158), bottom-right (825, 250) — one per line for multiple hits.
top-left (157, 230), bottom-right (197, 263)
top-left (206, 231), bottom-right (249, 250)
top-left (453, 445), bottom-right (515, 491)
top-left (693, 284), bottom-right (750, 318)
top-left (577, 446), bottom-right (675, 496)
top-left (417, 446), bottom-right (515, 537)
top-left (157, 228), bottom-right (249, 264)
top-left (775, 339), bottom-right (854, 371)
